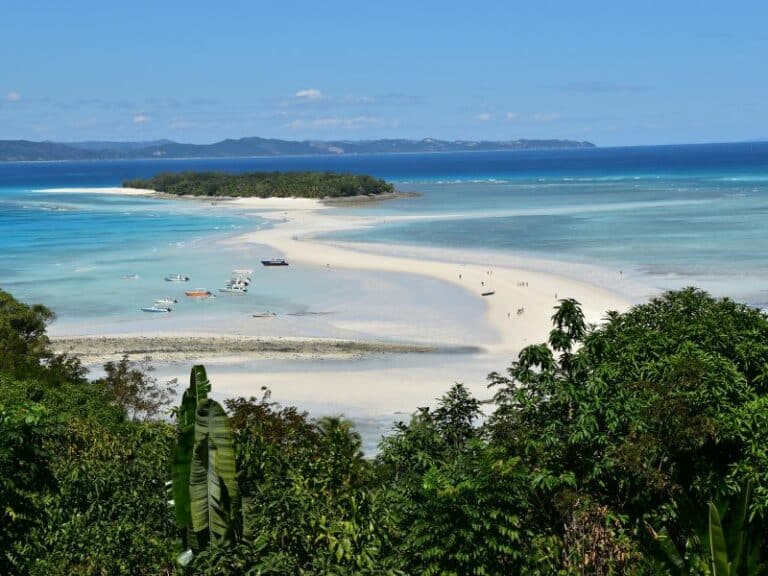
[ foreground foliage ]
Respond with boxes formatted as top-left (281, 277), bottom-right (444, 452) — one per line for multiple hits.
top-left (1, 287), bottom-right (768, 574)
top-left (124, 171), bottom-right (395, 199)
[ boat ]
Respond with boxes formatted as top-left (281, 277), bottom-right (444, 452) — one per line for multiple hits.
top-left (185, 289), bottom-right (212, 298)
top-left (232, 269), bottom-right (253, 276)
top-left (155, 298), bottom-right (178, 305)
top-left (165, 274), bottom-right (190, 282)
top-left (261, 258), bottom-right (289, 266)
top-left (252, 311), bottom-right (277, 318)
top-left (481, 290), bottom-right (495, 297)
top-left (141, 305), bottom-right (172, 313)
top-left (219, 285), bottom-right (247, 294)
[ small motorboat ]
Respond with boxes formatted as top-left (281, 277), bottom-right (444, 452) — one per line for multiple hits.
top-left (165, 274), bottom-right (190, 282)
top-left (481, 290), bottom-right (496, 297)
top-left (155, 298), bottom-right (178, 305)
top-left (252, 311), bottom-right (277, 318)
top-left (185, 289), bottom-right (213, 298)
top-left (141, 305), bottom-right (172, 313)
top-left (261, 258), bottom-right (289, 266)
top-left (219, 285), bottom-right (247, 294)
top-left (232, 269), bottom-right (253, 276)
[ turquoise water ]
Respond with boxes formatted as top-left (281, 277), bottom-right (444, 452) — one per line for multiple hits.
top-left (2, 142), bottom-right (768, 321)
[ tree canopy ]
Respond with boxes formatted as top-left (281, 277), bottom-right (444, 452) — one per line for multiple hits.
top-left (2, 286), bottom-right (768, 574)
top-left (123, 171), bottom-right (396, 199)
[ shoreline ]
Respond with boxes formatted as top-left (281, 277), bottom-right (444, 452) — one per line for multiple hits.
top-left (225, 196), bottom-right (635, 353)
top-left (41, 186), bottom-right (640, 355)
top-left (51, 334), bottom-right (474, 366)
top-left (39, 186), bottom-right (640, 415)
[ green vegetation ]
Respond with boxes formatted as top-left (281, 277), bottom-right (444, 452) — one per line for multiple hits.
top-left (2, 286), bottom-right (768, 574)
top-left (123, 171), bottom-right (396, 198)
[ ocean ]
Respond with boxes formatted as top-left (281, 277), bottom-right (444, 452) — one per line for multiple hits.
top-left (2, 141), bottom-right (768, 325)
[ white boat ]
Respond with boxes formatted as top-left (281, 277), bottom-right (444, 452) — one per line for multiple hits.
top-left (232, 269), bottom-right (253, 276)
top-left (165, 274), bottom-right (190, 282)
top-left (141, 305), bottom-right (172, 313)
top-left (155, 298), bottom-right (178, 305)
top-left (219, 285), bottom-right (247, 294)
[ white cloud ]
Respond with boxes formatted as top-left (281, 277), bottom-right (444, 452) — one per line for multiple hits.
top-left (505, 112), bottom-right (520, 121)
top-left (6, 91), bottom-right (21, 102)
top-left (534, 112), bottom-right (561, 122)
top-left (295, 88), bottom-right (324, 101)
top-left (132, 114), bottom-right (151, 124)
top-left (475, 112), bottom-right (492, 121)
top-left (284, 115), bottom-right (383, 129)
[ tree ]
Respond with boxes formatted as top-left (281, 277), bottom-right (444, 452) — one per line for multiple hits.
top-left (97, 355), bottom-right (176, 421)
top-left (489, 288), bottom-right (768, 573)
top-left (0, 289), bottom-right (55, 376)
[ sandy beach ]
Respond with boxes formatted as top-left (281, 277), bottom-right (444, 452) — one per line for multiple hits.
top-left (46, 187), bottom-right (638, 421)
top-left (226, 196), bottom-right (633, 353)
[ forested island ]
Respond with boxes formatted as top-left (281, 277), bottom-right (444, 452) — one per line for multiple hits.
top-left (3, 287), bottom-right (768, 574)
top-left (123, 171), bottom-right (395, 198)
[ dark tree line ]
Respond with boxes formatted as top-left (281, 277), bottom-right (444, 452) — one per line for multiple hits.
top-left (124, 171), bottom-right (396, 199)
top-left (1, 287), bottom-right (768, 574)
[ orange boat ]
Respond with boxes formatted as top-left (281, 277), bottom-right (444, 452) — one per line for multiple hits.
top-left (185, 289), bottom-right (212, 298)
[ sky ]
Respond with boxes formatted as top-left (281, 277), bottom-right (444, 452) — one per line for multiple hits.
top-left (1, 0), bottom-right (766, 147)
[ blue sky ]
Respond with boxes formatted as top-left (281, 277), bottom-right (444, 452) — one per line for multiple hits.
top-left (1, 0), bottom-right (766, 146)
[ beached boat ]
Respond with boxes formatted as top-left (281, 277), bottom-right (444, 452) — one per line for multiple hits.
top-left (141, 305), bottom-right (172, 313)
top-left (165, 274), bottom-right (190, 282)
top-left (252, 311), bottom-right (277, 318)
top-left (155, 298), bottom-right (178, 305)
top-left (185, 289), bottom-right (212, 298)
top-left (481, 290), bottom-right (495, 297)
top-left (261, 258), bottom-right (289, 266)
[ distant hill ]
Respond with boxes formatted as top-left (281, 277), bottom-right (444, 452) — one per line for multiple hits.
top-left (0, 136), bottom-right (595, 161)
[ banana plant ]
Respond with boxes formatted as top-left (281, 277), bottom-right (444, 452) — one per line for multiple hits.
top-left (190, 397), bottom-right (239, 546)
top-left (646, 482), bottom-right (761, 575)
top-left (172, 365), bottom-right (211, 536)
top-left (171, 365), bottom-right (239, 565)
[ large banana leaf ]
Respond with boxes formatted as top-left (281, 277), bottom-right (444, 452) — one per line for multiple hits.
top-left (190, 398), bottom-right (239, 543)
top-left (172, 365), bottom-right (211, 530)
top-left (709, 502), bottom-right (730, 576)
top-left (726, 481), bottom-right (751, 576)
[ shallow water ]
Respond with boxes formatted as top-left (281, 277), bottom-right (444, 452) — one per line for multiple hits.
top-left (4, 143), bottom-right (768, 452)
top-left (3, 142), bottom-right (768, 322)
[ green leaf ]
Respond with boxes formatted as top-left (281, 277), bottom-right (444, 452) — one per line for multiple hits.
top-left (646, 522), bottom-right (685, 572)
top-left (171, 365), bottom-right (210, 531)
top-left (709, 502), bottom-right (730, 576)
top-left (190, 398), bottom-right (239, 543)
top-left (726, 481), bottom-right (751, 575)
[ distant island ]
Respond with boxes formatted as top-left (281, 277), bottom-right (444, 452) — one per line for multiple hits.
top-left (123, 171), bottom-right (395, 198)
top-left (0, 136), bottom-right (595, 161)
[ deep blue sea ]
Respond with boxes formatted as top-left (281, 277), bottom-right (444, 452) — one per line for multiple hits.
top-left (2, 142), bottom-right (768, 321)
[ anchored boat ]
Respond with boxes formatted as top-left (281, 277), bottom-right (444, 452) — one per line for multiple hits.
top-left (261, 258), bottom-right (289, 266)
top-left (185, 289), bottom-right (213, 298)
top-left (141, 305), bottom-right (172, 313)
